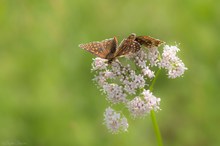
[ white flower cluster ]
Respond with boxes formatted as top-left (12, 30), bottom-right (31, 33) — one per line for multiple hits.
top-left (91, 45), bottom-right (187, 133)
top-left (127, 89), bottom-right (161, 118)
top-left (159, 45), bottom-right (188, 78)
top-left (134, 50), bottom-right (155, 78)
top-left (147, 47), bottom-right (160, 66)
top-left (104, 107), bottom-right (128, 134)
top-left (93, 60), bottom-right (147, 104)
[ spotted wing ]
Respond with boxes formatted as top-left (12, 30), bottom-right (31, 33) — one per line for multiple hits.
top-left (135, 36), bottom-right (164, 48)
top-left (114, 34), bottom-right (141, 57)
top-left (79, 37), bottom-right (118, 59)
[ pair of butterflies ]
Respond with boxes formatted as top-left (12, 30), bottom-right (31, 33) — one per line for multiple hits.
top-left (79, 33), bottom-right (164, 63)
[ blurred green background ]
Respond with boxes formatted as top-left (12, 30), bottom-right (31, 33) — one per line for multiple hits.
top-left (0, 0), bottom-right (220, 146)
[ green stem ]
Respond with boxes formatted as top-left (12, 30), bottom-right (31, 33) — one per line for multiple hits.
top-left (149, 69), bottom-right (161, 92)
top-left (150, 110), bottom-right (163, 146)
top-left (149, 69), bottom-right (163, 146)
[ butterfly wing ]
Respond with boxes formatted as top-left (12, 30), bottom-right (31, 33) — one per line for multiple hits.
top-left (135, 36), bottom-right (164, 48)
top-left (114, 34), bottom-right (141, 57)
top-left (79, 37), bottom-right (118, 59)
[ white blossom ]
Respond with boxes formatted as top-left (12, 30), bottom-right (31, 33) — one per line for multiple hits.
top-left (104, 70), bottom-right (115, 79)
top-left (111, 61), bottom-right (122, 75)
top-left (167, 60), bottom-right (187, 79)
top-left (92, 57), bottom-right (108, 70)
top-left (159, 45), bottom-right (188, 78)
top-left (104, 107), bottom-right (129, 133)
top-left (134, 50), bottom-right (147, 69)
top-left (138, 49), bottom-right (147, 59)
top-left (123, 79), bottom-right (136, 94)
top-left (93, 72), bottom-right (107, 86)
top-left (127, 97), bottom-right (150, 118)
top-left (103, 84), bottom-right (127, 104)
top-left (142, 66), bottom-right (155, 78)
top-left (147, 47), bottom-right (160, 66)
top-left (142, 90), bottom-right (161, 111)
top-left (133, 74), bottom-right (145, 88)
top-left (127, 90), bottom-right (160, 118)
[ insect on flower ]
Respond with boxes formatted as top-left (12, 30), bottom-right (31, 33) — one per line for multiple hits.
top-left (79, 33), bottom-right (164, 63)
top-left (135, 35), bottom-right (165, 48)
top-left (79, 33), bottom-right (187, 134)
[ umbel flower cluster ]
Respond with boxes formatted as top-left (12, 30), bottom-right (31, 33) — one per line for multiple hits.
top-left (92, 45), bottom-right (187, 133)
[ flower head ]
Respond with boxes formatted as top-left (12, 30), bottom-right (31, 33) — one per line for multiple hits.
top-left (127, 90), bottom-right (160, 118)
top-left (103, 84), bottom-right (127, 104)
top-left (142, 89), bottom-right (161, 111)
top-left (127, 97), bottom-right (150, 118)
top-left (159, 45), bottom-right (188, 78)
top-left (90, 41), bottom-right (186, 133)
top-left (147, 47), bottom-right (160, 66)
top-left (142, 66), bottom-right (155, 78)
top-left (104, 107), bottom-right (129, 133)
top-left (92, 57), bottom-right (108, 71)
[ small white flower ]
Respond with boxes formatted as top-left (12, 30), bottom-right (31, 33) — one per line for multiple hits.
top-left (104, 107), bottom-right (129, 133)
top-left (137, 60), bottom-right (146, 68)
top-left (123, 79), bottom-right (136, 94)
top-left (134, 50), bottom-right (148, 68)
top-left (103, 84), bottom-right (127, 104)
top-left (127, 97), bottom-right (150, 118)
top-left (142, 66), bottom-right (155, 78)
top-left (104, 70), bottom-right (115, 79)
top-left (147, 47), bottom-right (159, 66)
top-left (94, 76), bottom-right (105, 86)
top-left (92, 58), bottom-right (108, 70)
top-left (167, 60), bottom-right (187, 78)
top-left (129, 70), bottom-right (136, 80)
top-left (160, 45), bottom-right (187, 78)
top-left (142, 90), bottom-right (161, 111)
top-left (127, 90), bottom-right (161, 118)
top-left (111, 61), bottom-right (122, 75)
top-left (136, 49), bottom-right (147, 61)
top-left (133, 74), bottom-right (145, 88)
top-left (120, 117), bottom-right (129, 132)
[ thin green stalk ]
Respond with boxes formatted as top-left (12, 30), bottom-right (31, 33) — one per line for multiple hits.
top-left (150, 110), bottom-right (163, 146)
top-left (149, 69), bottom-right (161, 92)
top-left (149, 69), bottom-right (163, 146)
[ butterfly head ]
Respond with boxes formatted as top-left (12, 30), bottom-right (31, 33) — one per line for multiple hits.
top-left (128, 33), bottom-right (137, 40)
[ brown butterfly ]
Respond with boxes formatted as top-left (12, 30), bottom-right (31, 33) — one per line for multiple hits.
top-left (135, 35), bottom-right (164, 48)
top-left (79, 33), bottom-right (141, 63)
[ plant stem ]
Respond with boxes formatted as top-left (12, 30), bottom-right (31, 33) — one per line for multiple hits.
top-left (150, 110), bottom-right (163, 146)
top-left (149, 69), bottom-right (163, 146)
top-left (149, 69), bottom-right (161, 92)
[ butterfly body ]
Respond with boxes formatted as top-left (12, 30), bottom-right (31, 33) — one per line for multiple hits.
top-left (79, 33), bottom-right (164, 63)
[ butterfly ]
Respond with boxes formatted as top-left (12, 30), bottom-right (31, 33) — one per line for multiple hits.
top-left (79, 33), bottom-right (164, 63)
top-left (79, 33), bottom-right (141, 63)
top-left (135, 35), bottom-right (164, 48)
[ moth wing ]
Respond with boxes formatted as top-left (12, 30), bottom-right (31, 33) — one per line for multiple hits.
top-left (115, 38), bottom-right (141, 57)
top-left (79, 37), bottom-right (118, 59)
top-left (135, 36), bottom-right (164, 48)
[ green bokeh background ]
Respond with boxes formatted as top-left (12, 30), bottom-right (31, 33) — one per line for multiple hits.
top-left (0, 0), bottom-right (219, 146)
